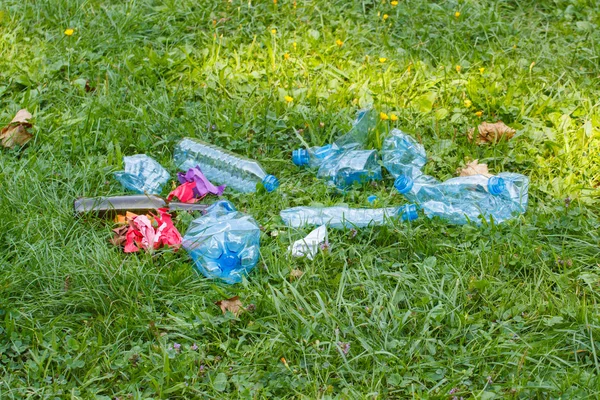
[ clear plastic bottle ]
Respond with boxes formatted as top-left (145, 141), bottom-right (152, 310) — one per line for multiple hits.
top-left (181, 200), bottom-right (260, 284)
top-left (381, 128), bottom-right (427, 179)
top-left (114, 154), bottom-right (170, 195)
top-left (280, 204), bottom-right (418, 229)
top-left (316, 149), bottom-right (382, 188)
top-left (292, 108), bottom-right (376, 167)
top-left (174, 138), bottom-right (279, 193)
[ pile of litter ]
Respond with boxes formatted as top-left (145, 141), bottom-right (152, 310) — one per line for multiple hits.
top-left (63, 107), bottom-right (528, 285)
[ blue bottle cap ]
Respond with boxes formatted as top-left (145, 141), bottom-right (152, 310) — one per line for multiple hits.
top-left (400, 204), bottom-right (418, 221)
top-left (262, 175), bottom-right (280, 192)
top-left (394, 175), bottom-right (414, 194)
top-left (292, 149), bottom-right (309, 166)
top-left (487, 176), bottom-right (506, 196)
top-left (367, 195), bottom-right (378, 204)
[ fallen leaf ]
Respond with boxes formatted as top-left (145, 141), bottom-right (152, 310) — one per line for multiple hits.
top-left (215, 296), bottom-right (244, 317)
top-left (459, 159), bottom-right (492, 177)
top-left (1, 109), bottom-right (33, 148)
top-left (290, 269), bottom-right (304, 280)
top-left (468, 121), bottom-right (515, 144)
top-left (110, 225), bottom-right (130, 246)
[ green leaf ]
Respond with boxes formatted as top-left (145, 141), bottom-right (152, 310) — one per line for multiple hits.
top-left (213, 372), bottom-right (228, 392)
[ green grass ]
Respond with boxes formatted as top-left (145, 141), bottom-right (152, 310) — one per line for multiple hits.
top-left (1, 0), bottom-right (600, 398)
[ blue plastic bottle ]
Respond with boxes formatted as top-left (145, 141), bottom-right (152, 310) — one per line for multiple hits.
top-left (280, 204), bottom-right (418, 229)
top-left (174, 138), bottom-right (279, 193)
top-left (292, 108), bottom-right (377, 168)
top-left (316, 149), bottom-right (382, 188)
top-left (114, 154), bottom-right (170, 195)
top-left (181, 200), bottom-right (260, 284)
top-left (381, 128), bottom-right (427, 179)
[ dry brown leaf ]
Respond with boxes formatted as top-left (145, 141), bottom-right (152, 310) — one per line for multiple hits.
top-left (1, 109), bottom-right (33, 148)
top-left (290, 269), bottom-right (304, 280)
top-left (459, 159), bottom-right (492, 177)
top-left (468, 121), bottom-right (515, 145)
top-left (215, 296), bottom-right (244, 317)
top-left (110, 225), bottom-right (130, 246)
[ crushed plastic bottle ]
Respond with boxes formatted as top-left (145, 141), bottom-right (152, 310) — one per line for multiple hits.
top-left (292, 108), bottom-right (377, 168)
top-left (316, 149), bottom-right (382, 188)
top-left (174, 138), bottom-right (279, 194)
top-left (114, 155), bottom-right (170, 195)
top-left (381, 128), bottom-right (427, 179)
top-left (280, 204), bottom-right (418, 229)
top-left (181, 200), bottom-right (260, 284)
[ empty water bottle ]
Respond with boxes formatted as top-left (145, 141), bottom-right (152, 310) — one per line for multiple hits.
top-left (174, 138), bottom-right (279, 193)
top-left (182, 200), bottom-right (260, 284)
top-left (317, 149), bottom-right (382, 188)
top-left (280, 204), bottom-right (418, 229)
top-left (292, 108), bottom-right (376, 168)
top-left (114, 154), bottom-right (170, 195)
top-left (381, 129), bottom-right (427, 179)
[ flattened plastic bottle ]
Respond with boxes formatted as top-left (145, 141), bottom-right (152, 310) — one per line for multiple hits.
top-left (114, 155), bottom-right (170, 195)
top-left (316, 149), bottom-right (382, 188)
top-left (174, 138), bottom-right (279, 193)
top-left (381, 128), bottom-right (427, 179)
top-left (181, 200), bottom-right (260, 284)
top-left (280, 204), bottom-right (418, 229)
top-left (292, 108), bottom-right (377, 168)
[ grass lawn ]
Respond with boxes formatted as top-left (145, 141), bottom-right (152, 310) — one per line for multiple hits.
top-left (1, 0), bottom-right (600, 398)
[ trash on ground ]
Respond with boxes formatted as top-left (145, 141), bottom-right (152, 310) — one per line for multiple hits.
top-left (458, 159), bottom-right (491, 177)
top-left (174, 138), bottom-right (279, 193)
top-left (74, 195), bottom-right (209, 217)
top-left (317, 149), bottom-right (382, 188)
top-left (112, 208), bottom-right (182, 253)
top-left (381, 128), bottom-right (427, 179)
top-left (385, 128), bottom-right (528, 224)
top-left (1, 109), bottom-right (33, 149)
top-left (280, 204), bottom-right (418, 229)
top-left (114, 155), bottom-right (170, 195)
top-left (288, 225), bottom-right (328, 260)
top-left (367, 195), bottom-right (378, 204)
top-left (215, 296), bottom-right (244, 317)
top-left (182, 200), bottom-right (260, 284)
top-left (468, 121), bottom-right (516, 144)
top-left (168, 165), bottom-right (226, 203)
top-left (292, 108), bottom-right (376, 168)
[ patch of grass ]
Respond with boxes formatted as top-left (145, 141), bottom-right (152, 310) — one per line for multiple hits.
top-left (1, 0), bottom-right (600, 398)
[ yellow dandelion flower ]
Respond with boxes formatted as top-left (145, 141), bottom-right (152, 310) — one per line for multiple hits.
top-left (383, 14), bottom-right (389, 20)
top-left (284, 53), bottom-right (290, 60)
top-left (64, 28), bottom-right (74, 36)
top-left (456, 65), bottom-right (461, 73)
top-left (454, 11), bottom-right (460, 18)
top-left (293, 42), bottom-right (297, 50)
top-left (390, 114), bottom-right (398, 121)
top-left (475, 111), bottom-right (483, 117)
top-left (464, 99), bottom-right (472, 108)
top-left (273, 0), bottom-right (277, 3)
top-left (379, 57), bottom-right (387, 63)
top-left (380, 112), bottom-right (389, 120)
top-left (336, 39), bottom-right (343, 46)
top-left (391, 1), bottom-right (398, 6)
top-left (284, 95), bottom-right (293, 103)
top-left (479, 67), bottom-right (485, 74)
top-left (271, 29), bottom-right (277, 34)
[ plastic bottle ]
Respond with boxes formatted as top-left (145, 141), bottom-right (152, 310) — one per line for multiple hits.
top-left (292, 108), bottom-right (376, 167)
top-left (174, 138), bottom-right (279, 193)
top-left (280, 204), bottom-right (418, 229)
top-left (114, 154), bottom-right (170, 195)
top-left (181, 200), bottom-right (260, 284)
top-left (381, 128), bottom-right (427, 179)
top-left (316, 149), bottom-right (382, 188)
